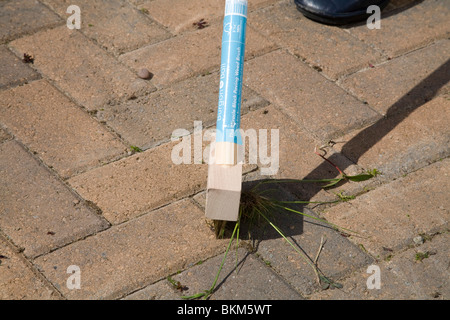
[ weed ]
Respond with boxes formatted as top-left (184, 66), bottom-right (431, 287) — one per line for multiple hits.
top-left (182, 151), bottom-right (378, 299)
top-left (167, 275), bottom-right (188, 292)
top-left (22, 53), bottom-right (34, 64)
top-left (193, 18), bottom-right (209, 29)
top-left (130, 145), bottom-right (143, 153)
top-left (415, 250), bottom-right (436, 262)
top-left (415, 252), bottom-right (429, 262)
top-left (195, 260), bottom-right (204, 266)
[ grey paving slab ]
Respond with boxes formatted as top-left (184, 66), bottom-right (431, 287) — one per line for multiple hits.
top-left (223, 182), bottom-right (375, 297)
top-left (334, 96), bottom-right (450, 180)
top-left (340, 40), bottom-right (450, 116)
top-left (125, 248), bottom-right (303, 300)
top-left (311, 232), bottom-right (449, 300)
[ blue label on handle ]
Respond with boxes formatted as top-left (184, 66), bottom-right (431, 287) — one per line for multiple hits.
top-left (216, 4), bottom-right (247, 144)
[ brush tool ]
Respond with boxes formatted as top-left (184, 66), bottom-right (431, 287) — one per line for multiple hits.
top-left (205, 0), bottom-right (248, 227)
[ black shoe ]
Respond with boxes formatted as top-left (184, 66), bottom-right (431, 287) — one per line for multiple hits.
top-left (294, 0), bottom-right (390, 25)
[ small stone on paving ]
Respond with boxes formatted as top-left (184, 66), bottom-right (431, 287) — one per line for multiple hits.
top-left (119, 22), bottom-right (276, 88)
top-left (10, 26), bottom-right (154, 111)
top-left (0, 127), bottom-right (10, 143)
top-left (96, 71), bottom-right (268, 149)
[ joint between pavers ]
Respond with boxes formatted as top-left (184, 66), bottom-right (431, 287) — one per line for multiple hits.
top-left (0, 231), bottom-right (66, 299)
top-left (0, 62), bottom-right (135, 176)
top-left (249, 250), bottom-right (308, 299)
top-left (0, 21), bottom-right (66, 46)
top-left (1, 138), bottom-right (112, 234)
top-left (284, 51), bottom-right (384, 124)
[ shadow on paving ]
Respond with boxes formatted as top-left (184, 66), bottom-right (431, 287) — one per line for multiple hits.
top-left (214, 58), bottom-right (449, 281)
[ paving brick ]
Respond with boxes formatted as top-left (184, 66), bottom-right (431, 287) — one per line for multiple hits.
top-left (340, 40), bottom-right (450, 115)
top-left (0, 141), bottom-right (109, 259)
top-left (0, 0), bottom-right (62, 43)
top-left (334, 96), bottom-right (450, 179)
top-left (0, 80), bottom-right (128, 178)
top-left (67, 140), bottom-right (208, 224)
top-left (240, 105), bottom-right (360, 178)
top-left (97, 72), bottom-right (268, 149)
top-left (319, 159), bottom-right (449, 259)
top-left (249, 1), bottom-right (383, 79)
top-left (68, 115), bottom-right (258, 225)
top-left (311, 232), bottom-right (449, 300)
top-left (0, 235), bottom-right (61, 300)
top-left (231, 105), bottom-right (365, 205)
top-left (174, 248), bottom-right (304, 300)
top-left (237, 184), bottom-right (374, 297)
top-left (10, 26), bottom-right (154, 111)
top-left (34, 199), bottom-right (227, 300)
top-left (42, 0), bottom-right (170, 55)
top-left (349, 0), bottom-right (450, 58)
top-left (244, 50), bottom-right (381, 141)
top-left (384, 233), bottom-right (449, 299)
top-left (0, 45), bottom-right (40, 89)
top-left (126, 248), bottom-right (303, 300)
top-left (139, 0), bottom-right (279, 34)
top-left (119, 22), bottom-right (277, 88)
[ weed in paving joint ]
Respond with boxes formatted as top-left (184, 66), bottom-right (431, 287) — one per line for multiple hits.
top-left (180, 152), bottom-right (380, 299)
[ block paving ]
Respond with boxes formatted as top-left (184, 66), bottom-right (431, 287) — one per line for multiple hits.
top-left (0, 0), bottom-right (448, 300)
